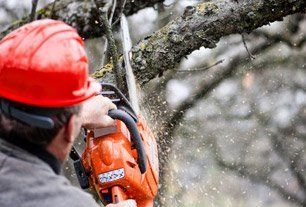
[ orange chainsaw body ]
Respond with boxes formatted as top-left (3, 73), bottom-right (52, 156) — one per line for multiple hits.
top-left (81, 116), bottom-right (159, 207)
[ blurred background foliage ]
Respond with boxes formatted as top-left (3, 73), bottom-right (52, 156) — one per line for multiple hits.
top-left (1, 0), bottom-right (306, 206)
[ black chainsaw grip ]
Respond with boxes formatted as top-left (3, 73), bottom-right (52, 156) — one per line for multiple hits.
top-left (108, 109), bottom-right (147, 174)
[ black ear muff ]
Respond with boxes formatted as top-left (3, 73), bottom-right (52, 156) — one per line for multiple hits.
top-left (0, 100), bottom-right (54, 129)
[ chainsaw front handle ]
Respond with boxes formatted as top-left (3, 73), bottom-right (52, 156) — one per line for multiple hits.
top-left (108, 109), bottom-right (147, 174)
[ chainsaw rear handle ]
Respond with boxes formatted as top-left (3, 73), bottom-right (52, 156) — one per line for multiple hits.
top-left (108, 109), bottom-right (147, 174)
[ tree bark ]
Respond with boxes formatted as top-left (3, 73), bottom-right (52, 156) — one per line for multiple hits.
top-left (0, 0), bottom-right (164, 39)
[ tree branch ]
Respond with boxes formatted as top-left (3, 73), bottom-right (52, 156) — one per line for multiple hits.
top-left (97, 6), bottom-right (126, 92)
top-left (164, 24), bottom-right (306, 137)
top-left (29, 0), bottom-right (39, 22)
top-left (0, 0), bottom-right (164, 39)
top-left (131, 0), bottom-right (306, 85)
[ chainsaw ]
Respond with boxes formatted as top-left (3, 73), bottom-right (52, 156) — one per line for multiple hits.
top-left (70, 83), bottom-right (159, 206)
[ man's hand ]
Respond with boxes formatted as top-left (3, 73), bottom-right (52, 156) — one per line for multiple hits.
top-left (106, 200), bottom-right (137, 207)
top-left (81, 95), bottom-right (117, 129)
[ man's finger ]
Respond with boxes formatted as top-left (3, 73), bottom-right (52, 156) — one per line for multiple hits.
top-left (108, 102), bottom-right (117, 110)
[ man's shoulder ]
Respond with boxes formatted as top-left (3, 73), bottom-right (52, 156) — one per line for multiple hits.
top-left (0, 147), bottom-right (99, 207)
top-left (0, 162), bottom-right (99, 207)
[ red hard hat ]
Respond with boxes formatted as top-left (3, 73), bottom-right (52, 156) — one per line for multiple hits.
top-left (0, 19), bottom-right (101, 107)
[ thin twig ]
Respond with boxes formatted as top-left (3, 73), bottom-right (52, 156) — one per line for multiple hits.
top-left (97, 5), bottom-right (125, 90)
top-left (111, 0), bottom-right (127, 26)
top-left (29, 0), bottom-right (39, 22)
top-left (101, 0), bottom-right (118, 67)
top-left (178, 59), bottom-right (225, 73)
top-left (50, 0), bottom-right (58, 19)
top-left (242, 33), bottom-right (255, 60)
top-left (110, 0), bottom-right (118, 23)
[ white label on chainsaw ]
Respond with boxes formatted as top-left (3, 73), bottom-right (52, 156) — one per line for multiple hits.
top-left (98, 168), bottom-right (125, 183)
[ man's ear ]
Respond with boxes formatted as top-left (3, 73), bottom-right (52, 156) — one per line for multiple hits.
top-left (64, 115), bottom-right (76, 143)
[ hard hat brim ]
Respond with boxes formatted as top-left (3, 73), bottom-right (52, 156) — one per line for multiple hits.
top-left (33, 78), bottom-right (102, 107)
top-left (0, 78), bottom-right (102, 108)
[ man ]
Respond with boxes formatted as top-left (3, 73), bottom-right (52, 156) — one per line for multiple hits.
top-left (0, 19), bottom-right (136, 207)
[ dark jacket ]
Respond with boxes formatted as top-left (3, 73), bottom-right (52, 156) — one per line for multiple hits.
top-left (0, 138), bottom-right (99, 207)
